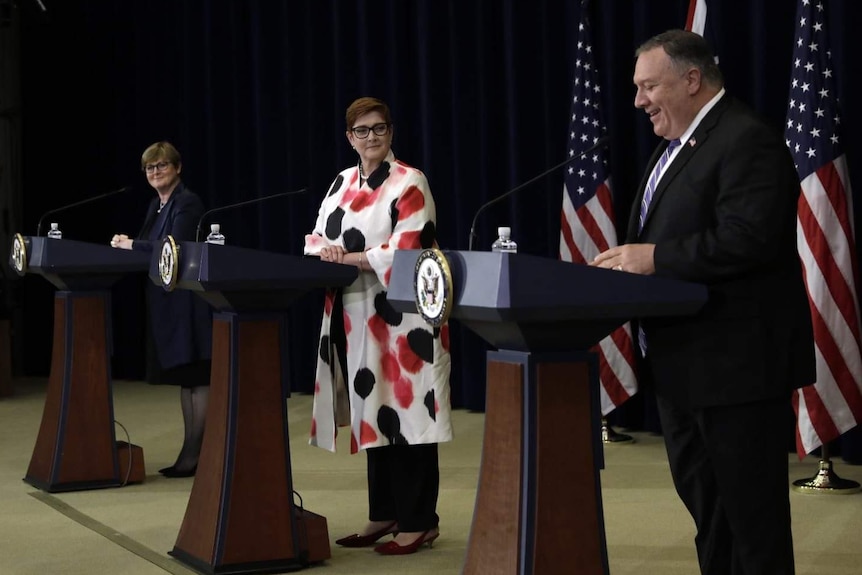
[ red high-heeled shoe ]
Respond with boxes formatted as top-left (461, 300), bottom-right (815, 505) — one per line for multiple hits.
top-left (374, 530), bottom-right (439, 555)
top-left (335, 521), bottom-right (398, 548)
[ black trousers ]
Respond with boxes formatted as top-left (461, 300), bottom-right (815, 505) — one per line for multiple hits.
top-left (656, 395), bottom-right (795, 575)
top-left (366, 443), bottom-right (440, 533)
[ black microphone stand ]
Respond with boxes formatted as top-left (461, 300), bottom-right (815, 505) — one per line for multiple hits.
top-left (195, 189), bottom-right (308, 242)
top-left (467, 135), bottom-right (610, 251)
top-left (36, 186), bottom-right (130, 237)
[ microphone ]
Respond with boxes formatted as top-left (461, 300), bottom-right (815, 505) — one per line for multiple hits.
top-left (467, 135), bottom-right (611, 250)
top-left (36, 186), bottom-right (131, 237)
top-left (195, 188), bottom-right (308, 242)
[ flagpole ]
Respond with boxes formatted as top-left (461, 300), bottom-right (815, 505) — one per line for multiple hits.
top-left (601, 417), bottom-right (634, 444)
top-left (785, 0), bottom-right (862, 484)
top-left (791, 442), bottom-right (861, 494)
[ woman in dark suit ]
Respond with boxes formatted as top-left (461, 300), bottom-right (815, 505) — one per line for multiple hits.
top-left (593, 30), bottom-right (814, 575)
top-left (111, 141), bottom-right (212, 478)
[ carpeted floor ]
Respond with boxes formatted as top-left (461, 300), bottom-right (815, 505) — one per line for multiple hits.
top-left (2, 377), bottom-right (862, 574)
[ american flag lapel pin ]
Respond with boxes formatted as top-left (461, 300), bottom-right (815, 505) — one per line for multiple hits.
top-left (688, 137), bottom-right (696, 147)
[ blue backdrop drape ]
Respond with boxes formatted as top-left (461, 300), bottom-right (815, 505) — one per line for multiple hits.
top-left (11, 0), bottom-right (862, 450)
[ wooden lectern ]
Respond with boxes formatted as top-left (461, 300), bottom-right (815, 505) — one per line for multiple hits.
top-left (13, 237), bottom-right (150, 492)
top-left (388, 250), bottom-right (707, 575)
top-left (152, 241), bottom-right (356, 575)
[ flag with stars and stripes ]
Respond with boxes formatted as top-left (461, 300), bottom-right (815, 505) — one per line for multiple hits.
top-left (559, 1), bottom-right (637, 415)
top-left (785, 0), bottom-right (862, 457)
top-left (686, 0), bottom-right (708, 35)
top-left (686, 0), bottom-right (719, 63)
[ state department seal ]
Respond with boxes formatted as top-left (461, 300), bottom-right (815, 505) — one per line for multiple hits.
top-left (414, 248), bottom-right (453, 327)
top-left (159, 235), bottom-right (180, 292)
top-left (10, 233), bottom-right (28, 276)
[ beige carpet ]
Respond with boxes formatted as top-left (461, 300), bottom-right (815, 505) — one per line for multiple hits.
top-left (2, 377), bottom-right (862, 574)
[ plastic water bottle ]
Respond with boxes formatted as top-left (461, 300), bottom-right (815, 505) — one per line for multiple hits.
top-left (206, 223), bottom-right (225, 245)
top-left (491, 226), bottom-right (517, 253)
top-left (47, 222), bottom-right (62, 240)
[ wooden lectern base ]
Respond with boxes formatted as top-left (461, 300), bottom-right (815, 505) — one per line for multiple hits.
top-left (25, 292), bottom-right (142, 492)
top-left (170, 313), bottom-right (328, 574)
top-left (463, 350), bottom-right (609, 575)
top-left (171, 507), bottom-right (330, 575)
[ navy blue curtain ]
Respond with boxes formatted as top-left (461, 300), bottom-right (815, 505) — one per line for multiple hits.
top-left (13, 0), bottom-right (862, 442)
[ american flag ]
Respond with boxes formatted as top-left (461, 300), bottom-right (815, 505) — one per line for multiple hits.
top-left (785, 0), bottom-right (862, 457)
top-left (686, 0), bottom-right (719, 63)
top-left (559, 1), bottom-right (637, 415)
top-left (685, 0), bottom-right (708, 36)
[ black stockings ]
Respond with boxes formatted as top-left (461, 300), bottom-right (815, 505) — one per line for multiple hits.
top-left (172, 385), bottom-right (209, 472)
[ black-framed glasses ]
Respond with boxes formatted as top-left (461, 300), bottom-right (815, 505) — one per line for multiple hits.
top-left (350, 123), bottom-right (390, 139)
top-left (143, 161), bottom-right (172, 174)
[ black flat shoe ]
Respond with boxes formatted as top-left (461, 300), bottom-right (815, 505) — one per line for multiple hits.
top-left (162, 465), bottom-right (196, 478)
top-left (158, 466), bottom-right (175, 475)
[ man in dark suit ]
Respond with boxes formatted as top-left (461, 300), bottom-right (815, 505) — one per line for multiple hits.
top-left (593, 30), bottom-right (815, 575)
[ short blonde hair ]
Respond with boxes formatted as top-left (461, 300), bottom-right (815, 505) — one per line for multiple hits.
top-left (141, 141), bottom-right (182, 170)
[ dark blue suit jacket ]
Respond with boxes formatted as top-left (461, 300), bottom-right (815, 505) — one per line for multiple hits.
top-left (133, 183), bottom-right (212, 370)
top-left (628, 94), bottom-right (815, 408)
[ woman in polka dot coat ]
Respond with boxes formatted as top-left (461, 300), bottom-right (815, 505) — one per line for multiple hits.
top-left (304, 97), bottom-right (453, 555)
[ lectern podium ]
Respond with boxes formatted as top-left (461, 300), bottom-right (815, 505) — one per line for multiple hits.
top-left (388, 250), bottom-right (707, 575)
top-left (12, 237), bottom-right (150, 492)
top-left (151, 241), bottom-right (357, 575)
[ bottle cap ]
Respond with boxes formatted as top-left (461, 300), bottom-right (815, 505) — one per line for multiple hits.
top-left (497, 226), bottom-right (511, 237)
top-left (210, 224), bottom-right (220, 233)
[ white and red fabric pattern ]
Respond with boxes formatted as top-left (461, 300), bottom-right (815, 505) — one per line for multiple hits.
top-left (305, 151), bottom-right (453, 454)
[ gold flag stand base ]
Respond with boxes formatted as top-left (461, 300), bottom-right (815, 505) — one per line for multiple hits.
top-left (601, 418), bottom-right (635, 444)
top-left (792, 459), bottom-right (861, 494)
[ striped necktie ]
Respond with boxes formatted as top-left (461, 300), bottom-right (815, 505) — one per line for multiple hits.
top-left (637, 138), bottom-right (680, 356)
top-left (638, 138), bottom-right (681, 232)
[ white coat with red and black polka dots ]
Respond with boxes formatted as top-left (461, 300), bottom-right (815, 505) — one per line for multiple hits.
top-left (304, 151), bottom-right (453, 453)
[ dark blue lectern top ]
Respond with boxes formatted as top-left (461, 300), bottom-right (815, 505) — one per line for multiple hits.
top-left (149, 242), bottom-right (358, 312)
top-left (24, 237), bottom-right (151, 290)
top-left (388, 250), bottom-right (708, 352)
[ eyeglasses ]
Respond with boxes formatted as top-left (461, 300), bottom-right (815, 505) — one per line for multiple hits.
top-left (350, 123), bottom-right (390, 139)
top-left (143, 161), bottom-right (172, 174)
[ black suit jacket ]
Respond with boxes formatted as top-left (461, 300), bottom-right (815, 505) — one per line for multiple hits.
top-left (132, 183), bottom-right (212, 370)
top-left (627, 94), bottom-right (815, 408)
